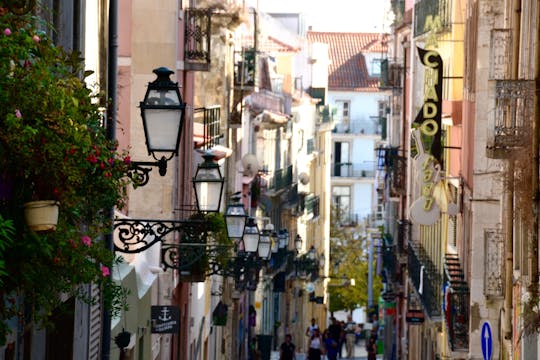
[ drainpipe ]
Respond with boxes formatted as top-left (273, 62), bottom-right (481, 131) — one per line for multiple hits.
top-left (530, 0), bottom-right (540, 299)
top-left (103, 0), bottom-right (118, 359)
top-left (503, 0), bottom-right (521, 341)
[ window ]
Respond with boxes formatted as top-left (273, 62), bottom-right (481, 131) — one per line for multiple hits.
top-left (332, 186), bottom-right (351, 223)
top-left (371, 59), bottom-right (383, 76)
top-left (333, 141), bottom-right (350, 176)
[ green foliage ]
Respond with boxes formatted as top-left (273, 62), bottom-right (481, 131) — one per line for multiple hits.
top-left (0, 11), bottom-right (132, 344)
top-left (328, 206), bottom-right (383, 313)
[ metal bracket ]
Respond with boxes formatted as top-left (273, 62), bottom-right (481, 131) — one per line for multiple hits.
top-left (128, 157), bottom-right (168, 187)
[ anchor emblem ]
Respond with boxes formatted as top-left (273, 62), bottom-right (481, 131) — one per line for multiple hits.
top-left (159, 307), bottom-right (171, 322)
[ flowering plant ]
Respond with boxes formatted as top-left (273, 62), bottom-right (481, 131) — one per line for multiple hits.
top-left (0, 11), bottom-right (130, 344)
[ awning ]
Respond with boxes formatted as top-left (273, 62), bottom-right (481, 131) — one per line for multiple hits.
top-left (194, 145), bottom-right (233, 163)
top-left (253, 110), bottom-right (290, 127)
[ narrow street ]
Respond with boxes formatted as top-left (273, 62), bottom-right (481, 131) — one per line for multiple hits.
top-left (270, 339), bottom-right (381, 360)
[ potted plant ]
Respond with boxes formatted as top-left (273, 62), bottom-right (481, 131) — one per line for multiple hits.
top-left (177, 213), bottom-right (232, 282)
top-left (0, 11), bottom-right (131, 344)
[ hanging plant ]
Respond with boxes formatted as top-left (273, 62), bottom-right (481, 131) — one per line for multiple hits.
top-left (0, 11), bottom-right (131, 344)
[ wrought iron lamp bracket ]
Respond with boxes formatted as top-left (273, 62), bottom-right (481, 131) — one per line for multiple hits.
top-left (114, 218), bottom-right (207, 253)
top-left (128, 157), bottom-right (170, 187)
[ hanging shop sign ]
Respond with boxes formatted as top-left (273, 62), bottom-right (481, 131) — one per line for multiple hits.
top-left (409, 47), bottom-right (444, 226)
top-left (151, 305), bottom-right (180, 334)
top-left (406, 309), bottom-right (425, 324)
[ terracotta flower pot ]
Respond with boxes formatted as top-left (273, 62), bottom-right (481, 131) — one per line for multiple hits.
top-left (23, 200), bottom-right (60, 232)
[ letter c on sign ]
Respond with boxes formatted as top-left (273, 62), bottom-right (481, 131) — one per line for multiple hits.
top-left (423, 51), bottom-right (439, 68)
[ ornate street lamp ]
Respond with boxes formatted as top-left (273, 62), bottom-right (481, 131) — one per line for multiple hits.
top-left (243, 217), bottom-right (260, 253)
top-left (193, 152), bottom-right (225, 212)
top-left (294, 234), bottom-right (303, 253)
top-left (225, 197), bottom-right (248, 240)
top-left (130, 67), bottom-right (186, 187)
top-left (308, 245), bottom-right (317, 260)
top-left (278, 229), bottom-right (289, 249)
top-left (258, 228), bottom-right (272, 260)
top-left (319, 253), bottom-right (326, 269)
top-left (140, 67), bottom-right (185, 158)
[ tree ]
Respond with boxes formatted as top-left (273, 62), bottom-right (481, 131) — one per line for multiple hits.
top-left (327, 206), bottom-right (382, 314)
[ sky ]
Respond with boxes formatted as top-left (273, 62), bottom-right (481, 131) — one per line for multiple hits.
top-left (251, 0), bottom-right (392, 33)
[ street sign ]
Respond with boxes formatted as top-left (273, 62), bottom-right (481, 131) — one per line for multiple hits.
top-left (151, 305), bottom-right (180, 334)
top-left (481, 321), bottom-right (493, 360)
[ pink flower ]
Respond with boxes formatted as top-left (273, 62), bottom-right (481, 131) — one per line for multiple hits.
top-left (32, 35), bottom-right (40, 43)
top-left (81, 235), bottom-right (92, 247)
top-left (100, 265), bottom-right (110, 277)
top-left (14, 109), bottom-right (21, 118)
top-left (123, 156), bottom-right (131, 164)
top-left (86, 154), bottom-right (98, 164)
top-left (3, 28), bottom-right (11, 36)
top-left (108, 158), bottom-right (115, 165)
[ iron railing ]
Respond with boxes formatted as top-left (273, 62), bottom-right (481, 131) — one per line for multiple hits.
top-left (193, 106), bottom-right (222, 150)
top-left (414, 0), bottom-right (452, 37)
top-left (234, 48), bottom-right (258, 88)
top-left (397, 219), bottom-right (411, 254)
top-left (408, 242), bottom-right (442, 317)
top-left (305, 194), bottom-right (320, 218)
top-left (444, 254), bottom-right (469, 351)
top-left (486, 80), bottom-right (535, 158)
top-left (332, 162), bottom-right (377, 178)
top-left (267, 165), bottom-right (293, 191)
top-left (184, 8), bottom-right (212, 71)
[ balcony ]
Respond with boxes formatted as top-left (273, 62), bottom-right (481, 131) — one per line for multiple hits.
top-left (267, 165), bottom-right (293, 192)
top-left (379, 60), bottom-right (403, 90)
top-left (234, 48), bottom-right (258, 89)
top-left (408, 242), bottom-right (442, 317)
top-left (333, 118), bottom-right (380, 135)
top-left (332, 162), bottom-right (377, 178)
top-left (193, 106), bottom-right (223, 150)
top-left (381, 234), bottom-right (398, 283)
top-left (397, 219), bottom-right (411, 254)
top-left (444, 254), bottom-right (469, 351)
top-left (414, 0), bottom-right (452, 37)
top-left (184, 8), bottom-right (212, 71)
top-left (317, 104), bottom-right (335, 124)
top-left (305, 194), bottom-right (320, 219)
top-left (486, 80), bottom-right (535, 159)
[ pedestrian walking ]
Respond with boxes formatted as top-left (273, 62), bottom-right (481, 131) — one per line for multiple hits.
top-left (280, 334), bottom-right (296, 360)
top-left (306, 318), bottom-right (320, 338)
top-left (366, 335), bottom-right (377, 360)
top-left (324, 331), bottom-right (339, 360)
top-left (344, 315), bottom-right (357, 358)
top-left (308, 328), bottom-right (324, 360)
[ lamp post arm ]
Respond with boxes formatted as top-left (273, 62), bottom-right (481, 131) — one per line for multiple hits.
top-left (114, 218), bottom-right (207, 253)
top-left (128, 157), bottom-right (169, 187)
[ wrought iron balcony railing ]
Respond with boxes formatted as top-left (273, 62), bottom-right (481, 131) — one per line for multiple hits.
top-left (397, 219), bottom-right (411, 254)
top-left (332, 162), bottom-right (377, 178)
top-left (267, 165), bottom-right (293, 191)
top-left (317, 104), bottom-right (335, 124)
top-left (408, 242), bottom-right (442, 317)
top-left (486, 80), bottom-right (535, 158)
top-left (234, 48), bottom-right (258, 88)
top-left (380, 60), bottom-right (403, 89)
top-left (193, 106), bottom-right (223, 150)
top-left (444, 254), bottom-right (469, 351)
top-left (382, 235), bottom-right (398, 283)
top-left (184, 8), bottom-right (212, 71)
top-left (305, 194), bottom-right (320, 218)
top-left (414, 0), bottom-right (452, 37)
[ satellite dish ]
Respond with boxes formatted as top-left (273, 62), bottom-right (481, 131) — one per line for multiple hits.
top-left (241, 153), bottom-right (260, 177)
top-left (299, 172), bottom-right (310, 185)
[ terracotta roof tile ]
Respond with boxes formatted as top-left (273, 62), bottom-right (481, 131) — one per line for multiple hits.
top-left (307, 31), bottom-right (388, 91)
